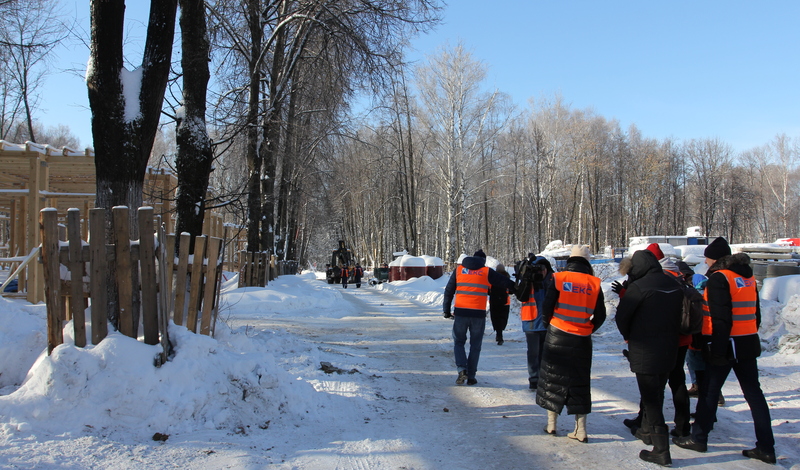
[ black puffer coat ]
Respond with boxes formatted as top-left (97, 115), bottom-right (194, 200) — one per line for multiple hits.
top-left (615, 250), bottom-right (683, 375)
top-left (535, 256), bottom-right (606, 415)
top-left (703, 253), bottom-right (763, 364)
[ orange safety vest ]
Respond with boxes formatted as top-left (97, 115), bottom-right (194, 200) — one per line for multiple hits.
top-left (454, 266), bottom-right (491, 311)
top-left (341, 268), bottom-right (349, 278)
top-left (520, 286), bottom-right (537, 321)
top-left (701, 270), bottom-right (758, 337)
top-left (550, 271), bottom-right (601, 336)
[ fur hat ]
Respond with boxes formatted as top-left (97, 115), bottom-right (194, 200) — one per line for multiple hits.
top-left (496, 263), bottom-right (506, 273)
top-left (704, 237), bottom-right (731, 260)
top-left (570, 244), bottom-right (591, 260)
top-left (618, 256), bottom-right (633, 276)
top-left (473, 249), bottom-right (487, 259)
top-left (645, 243), bottom-right (665, 260)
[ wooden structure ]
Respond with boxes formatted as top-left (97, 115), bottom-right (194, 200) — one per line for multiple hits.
top-left (40, 206), bottom-right (224, 362)
top-left (0, 140), bottom-right (229, 303)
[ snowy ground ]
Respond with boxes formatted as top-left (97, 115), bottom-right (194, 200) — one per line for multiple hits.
top-left (1, 269), bottom-right (799, 469)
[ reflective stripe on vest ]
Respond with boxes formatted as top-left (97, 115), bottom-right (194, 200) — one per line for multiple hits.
top-left (701, 270), bottom-right (758, 337)
top-left (520, 286), bottom-right (537, 321)
top-left (454, 266), bottom-right (491, 310)
top-left (550, 271), bottom-right (601, 336)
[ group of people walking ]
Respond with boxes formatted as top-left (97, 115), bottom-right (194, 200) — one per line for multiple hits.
top-left (441, 238), bottom-right (776, 466)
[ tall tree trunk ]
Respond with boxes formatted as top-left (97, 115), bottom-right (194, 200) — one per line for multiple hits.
top-left (244, 0), bottom-right (263, 253)
top-left (87, 0), bottom-right (178, 327)
top-left (175, 0), bottom-right (213, 250)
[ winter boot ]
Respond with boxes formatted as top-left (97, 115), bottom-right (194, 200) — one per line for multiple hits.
top-left (567, 414), bottom-right (588, 443)
top-left (455, 370), bottom-right (468, 385)
top-left (544, 410), bottom-right (558, 435)
top-left (635, 426), bottom-right (653, 445)
top-left (496, 331), bottom-right (504, 345)
top-left (639, 426), bottom-right (672, 467)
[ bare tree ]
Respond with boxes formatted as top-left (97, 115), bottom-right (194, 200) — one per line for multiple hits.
top-left (174, 0), bottom-right (214, 245)
top-left (87, 0), bottom-right (178, 327)
top-left (0, 0), bottom-right (67, 142)
top-left (415, 43), bottom-right (508, 264)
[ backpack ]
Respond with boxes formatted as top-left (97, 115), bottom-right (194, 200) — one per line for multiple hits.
top-left (673, 277), bottom-right (704, 335)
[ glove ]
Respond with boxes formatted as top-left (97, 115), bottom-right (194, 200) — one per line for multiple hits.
top-left (622, 349), bottom-right (629, 360)
top-left (443, 311), bottom-right (453, 319)
top-left (611, 280), bottom-right (628, 296)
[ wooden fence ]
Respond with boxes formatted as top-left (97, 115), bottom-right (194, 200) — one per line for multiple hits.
top-left (40, 206), bottom-right (224, 363)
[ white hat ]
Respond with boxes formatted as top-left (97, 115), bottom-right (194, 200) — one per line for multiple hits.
top-left (570, 244), bottom-right (591, 260)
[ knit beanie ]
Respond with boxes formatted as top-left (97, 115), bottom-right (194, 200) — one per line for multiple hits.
top-left (704, 237), bottom-right (731, 260)
top-left (645, 243), bottom-right (665, 260)
top-left (473, 249), bottom-right (487, 259)
top-left (570, 244), bottom-right (591, 260)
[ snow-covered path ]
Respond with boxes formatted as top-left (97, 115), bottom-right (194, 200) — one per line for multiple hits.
top-left (215, 281), bottom-right (798, 469)
top-left (1, 273), bottom-right (798, 469)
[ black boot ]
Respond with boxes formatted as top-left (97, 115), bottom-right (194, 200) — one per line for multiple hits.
top-left (496, 331), bottom-right (504, 345)
top-left (635, 426), bottom-right (652, 445)
top-left (640, 426), bottom-right (672, 467)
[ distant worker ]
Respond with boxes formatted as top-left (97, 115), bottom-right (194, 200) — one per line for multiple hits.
top-left (443, 249), bottom-right (515, 385)
top-left (341, 265), bottom-right (349, 289)
top-left (488, 264), bottom-right (512, 345)
top-left (354, 264), bottom-right (364, 288)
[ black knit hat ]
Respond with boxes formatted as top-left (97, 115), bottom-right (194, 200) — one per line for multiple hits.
top-left (473, 249), bottom-right (487, 259)
top-left (704, 237), bottom-right (731, 260)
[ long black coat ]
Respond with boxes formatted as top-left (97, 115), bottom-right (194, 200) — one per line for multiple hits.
top-left (535, 256), bottom-right (606, 415)
top-left (615, 250), bottom-right (683, 375)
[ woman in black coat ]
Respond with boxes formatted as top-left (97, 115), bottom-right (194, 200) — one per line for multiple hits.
top-left (615, 249), bottom-right (683, 466)
top-left (536, 251), bottom-right (606, 441)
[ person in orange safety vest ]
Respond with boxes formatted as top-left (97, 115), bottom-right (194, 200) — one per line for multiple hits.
top-left (674, 237), bottom-right (775, 465)
top-left (536, 244), bottom-right (606, 444)
top-left (443, 249), bottom-right (515, 386)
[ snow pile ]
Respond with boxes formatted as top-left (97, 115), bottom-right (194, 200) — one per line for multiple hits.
top-left (0, 272), bottom-right (355, 442)
top-left (0, 298), bottom-right (46, 392)
top-left (375, 274), bottom-right (448, 307)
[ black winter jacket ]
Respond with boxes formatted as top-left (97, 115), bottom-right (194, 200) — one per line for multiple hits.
top-left (703, 253), bottom-right (763, 365)
top-left (615, 250), bottom-right (683, 374)
top-left (443, 256), bottom-right (515, 318)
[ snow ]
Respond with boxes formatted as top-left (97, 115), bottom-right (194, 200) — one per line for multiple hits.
top-left (120, 67), bottom-right (143, 122)
top-left (1, 270), bottom-right (799, 468)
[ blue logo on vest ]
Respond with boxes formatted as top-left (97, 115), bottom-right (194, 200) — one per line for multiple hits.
top-left (734, 277), bottom-right (754, 288)
top-left (563, 281), bottom-right (593, 294)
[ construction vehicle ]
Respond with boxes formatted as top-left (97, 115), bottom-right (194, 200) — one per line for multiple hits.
top-left (325, 240), bottom-right (354, 284)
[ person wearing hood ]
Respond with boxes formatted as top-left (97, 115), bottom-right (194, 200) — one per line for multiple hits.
top-left (674, 237), bottom-right (776, 464)
top-left (615, 249), bottom-right (684, 467)
top-left (536, 245), bottom-right (606, 443)
top-left (622, 243), bottom-right (697, 440)
top-left (443, 249), bottom-right (515, 386)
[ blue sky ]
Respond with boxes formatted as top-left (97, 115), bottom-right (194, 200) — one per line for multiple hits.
top-left (39, 0), bottom-right (799, 153)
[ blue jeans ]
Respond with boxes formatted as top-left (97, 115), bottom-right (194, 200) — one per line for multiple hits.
top-left (691, 358), bottom-right (774, 452)
top-left (452, 315), bottom-right (486, 379)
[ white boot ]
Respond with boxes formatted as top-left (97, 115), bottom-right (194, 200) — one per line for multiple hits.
top-left (567, 414), bottom-right (588, 443)
top-left (544, 410), bottom-right (558, 435)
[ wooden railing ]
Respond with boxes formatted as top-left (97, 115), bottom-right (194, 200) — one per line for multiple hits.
top-left (39, 206), bottom-right (223, 364)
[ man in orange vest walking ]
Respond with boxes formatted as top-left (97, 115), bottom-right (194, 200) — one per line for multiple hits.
top-left (443, 250), bottom-right (515, 385)
top-left (674, 237), bottom-right (776, 464)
